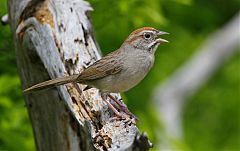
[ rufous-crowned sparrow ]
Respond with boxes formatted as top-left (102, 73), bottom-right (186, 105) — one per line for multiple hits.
top-left (24, 27), bottom-right (168, 118)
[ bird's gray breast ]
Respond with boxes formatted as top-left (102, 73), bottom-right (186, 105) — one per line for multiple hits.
top-left (124, 51), bottom-right (154, 84)
top-left (88, 50), bottom-right (154, 93)
top-left (108, 50), bottom-right (154, 92)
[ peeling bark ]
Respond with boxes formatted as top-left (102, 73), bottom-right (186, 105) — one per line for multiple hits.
top-left (7, 0), bottom-right (152, 150)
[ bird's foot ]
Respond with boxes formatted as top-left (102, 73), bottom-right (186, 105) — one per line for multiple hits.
top-left (101, 92), bottom-right (137, 123)
top-left (108, 94), bottom-right (138, 121)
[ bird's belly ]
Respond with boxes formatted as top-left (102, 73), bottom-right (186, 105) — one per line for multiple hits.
top-left (91, 58), bottom-right (153, 93)
top-left (92, 74), bottom-right (146, 93)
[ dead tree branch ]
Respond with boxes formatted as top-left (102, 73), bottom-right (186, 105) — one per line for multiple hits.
top-left (7, 0), bottom-right (152, 150)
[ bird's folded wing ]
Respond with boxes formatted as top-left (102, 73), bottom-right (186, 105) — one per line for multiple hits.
top-left (77, 51), bottom-right (123, 81)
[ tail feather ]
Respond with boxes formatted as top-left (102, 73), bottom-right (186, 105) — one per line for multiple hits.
top-left (23, 74), bottom-right (79, 93)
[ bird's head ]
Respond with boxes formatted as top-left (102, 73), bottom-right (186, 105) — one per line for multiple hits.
top-left (124, 27), bottom-right (169, 53)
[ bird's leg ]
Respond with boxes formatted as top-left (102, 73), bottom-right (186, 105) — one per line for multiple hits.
top-left (108, 94), bottom-right (127, 110)
top-left (108, 94), bottom-right (138, 120)
top-left (104, 98), bottom-right (123, 118)
top-left (101, 93), bottom-right (124, 118)
top-left (73, 84), bottom-right (124, 119)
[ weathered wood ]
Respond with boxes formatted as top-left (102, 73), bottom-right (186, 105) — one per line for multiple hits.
top-left (7, 0), bottom-right (152, 150)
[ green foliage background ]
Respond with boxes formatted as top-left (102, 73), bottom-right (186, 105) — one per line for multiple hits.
top-left (0, 0), bottom-right (239, 150)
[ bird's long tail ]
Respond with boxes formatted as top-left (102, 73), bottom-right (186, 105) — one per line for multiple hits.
top-left (23, 74), bottom-right (79, 93)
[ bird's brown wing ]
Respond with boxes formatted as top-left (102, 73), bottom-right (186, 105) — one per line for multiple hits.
top-left (77, 51), bottom-right (123, 81)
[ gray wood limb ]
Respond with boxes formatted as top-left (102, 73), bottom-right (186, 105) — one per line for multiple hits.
top-left (154, 12), bottom-right (240, 141)
top-left (7, 0), bottom-right (152, 150)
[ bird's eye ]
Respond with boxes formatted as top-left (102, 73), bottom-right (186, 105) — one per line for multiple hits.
top-left (144, 33), bottom-right (151, 39)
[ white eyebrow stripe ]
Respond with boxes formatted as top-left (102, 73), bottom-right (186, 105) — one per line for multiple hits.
top-left (136, 31), bottom-right (155, 37)
top-left (127, 30), bottom-right (155, 41)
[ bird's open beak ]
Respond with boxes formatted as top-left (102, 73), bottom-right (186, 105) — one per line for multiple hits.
top-left (156, 31), bottom-right (169, 43)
